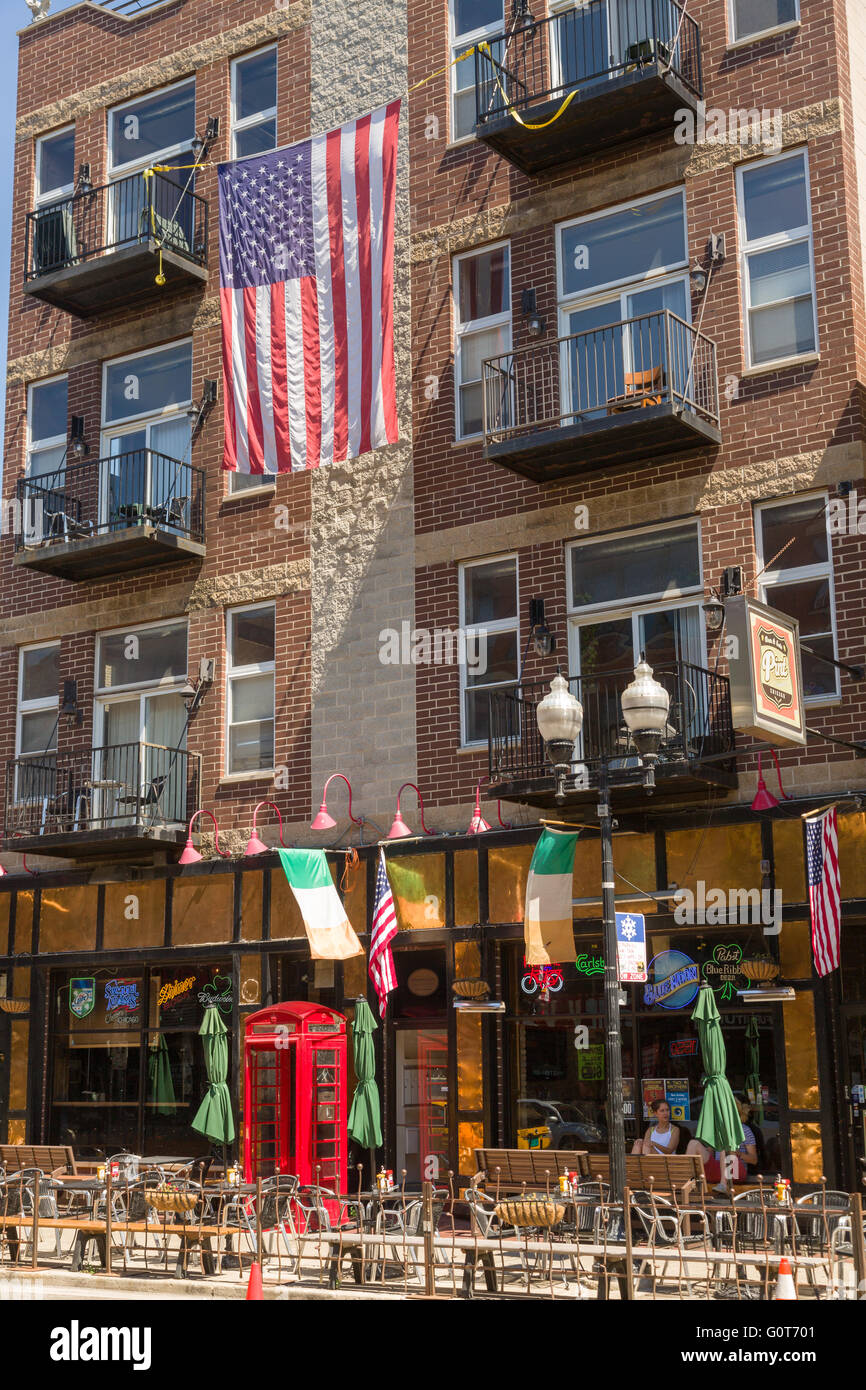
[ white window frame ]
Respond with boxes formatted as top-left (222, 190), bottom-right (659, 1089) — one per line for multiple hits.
top-left (107, 77), bottom-right (197, 178)
top-left (458, 552), bottom-right (519, 748)
top-left (230, 45), bottom-right (278, 160)
top-left (448, 0), bottom-right (504, 145)
top-left (727, 0), bottom-right (800, 46)
top-left (556, 187), bottom-right (689, 312)
top-left (101, 339), bottom-right (193, 433)
top-left (225, 602), bottom-right (276, 776)
top-left (94, 617), bottom-right (190, 703)
top-left (565, 519), bottom-right (706, 678)
top-left (453, 240), bottom-right (512, 443)
top-left (26, 374), bottom-right (68, 478)
top-left (34, 126), bottom-right (75, 206)
top-left (754, 493), bottom-right (838, 703)
top-left (16, 641), bottom-right (60, 762)
top-left (736, 148), bottom-right (818, 372)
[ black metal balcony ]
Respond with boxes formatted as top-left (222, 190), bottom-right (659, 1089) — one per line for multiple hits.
top-left (13, 449), bottom-right (206, 581)
top-left (2, 742), bottom-right (200, 861)
top-left (23, 170), bottom-right (208, 317)
top-left (473, 0), bottom-right (702, 174)
top-left (488, 660), bottom-right (736, 809)
top-left (482, 309), bottom-right (720, 482)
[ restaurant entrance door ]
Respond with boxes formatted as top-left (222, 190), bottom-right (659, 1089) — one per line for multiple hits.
top-left (841, 1005), bottom-right (866, 1190)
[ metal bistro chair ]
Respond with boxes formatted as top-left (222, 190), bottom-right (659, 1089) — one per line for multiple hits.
top-left (795, 1190), bottom-right (851, 1297)
top-left (630, 1188), bottom-right (712, 1297)
top-left (8, 1169), bottom-right (66, 1259)
top-left (242, 1175), bottom-right (301, 1274)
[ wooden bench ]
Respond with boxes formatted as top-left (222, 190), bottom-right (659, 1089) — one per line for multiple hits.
top-left (0, 1212), bottom-right (241, 1277)
top-left (582, 1153), bottom-right (705, 1199)
top-left (0, 1145), bottom-right (80, 1178)
top-left (473, 1148), bottom-right (590, 1194)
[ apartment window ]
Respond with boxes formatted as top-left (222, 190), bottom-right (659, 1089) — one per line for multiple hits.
top-left (227, 605), bottom-right (276, 774)
top-left (108, 79), bottom-right (196, 176)
top-left (729, 0), bottom-right (798, 43)
top-left (454, 243), bottom-right (511, 440)
top-left (755, 496), bottom-right (837, 700)
top-left (450, 0), bottom-right (503, 141)
top-left (101, 342), bottom-right (193, 522)
top-left (35, 127), bottom-right (75, 205)
top-left (17, 643), bottom-right (60, 765)
top-left (95, 620), bottom-right (189, 825)
top-left (27, 376), bottom-right (68, 480)
top-left (567, 521), bottom-right (705, 679)
top-left (737, 150), bottom-right (817, 368)
top-left (231, 47), bottom-right (278, 158)
top-left (557, 190), bottom-right (689, 417)
top-left (459, 556), bottom-right (519, 746)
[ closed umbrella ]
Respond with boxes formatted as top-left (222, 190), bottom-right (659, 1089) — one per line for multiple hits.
top-left (692, 983), bottom-right (744, 1183)
top-left (348, 997), bottom-right (382, 1188)
top-left (148, 1033), bottom-right (176, 1116)
top-left (744, 1017), bottom-right (764, 1125)
top-left (191, 1004), bottom-right (236, 1151)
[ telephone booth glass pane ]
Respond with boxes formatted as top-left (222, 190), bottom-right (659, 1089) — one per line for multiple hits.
top-left (313, 1046), bottom-right (341, 1187)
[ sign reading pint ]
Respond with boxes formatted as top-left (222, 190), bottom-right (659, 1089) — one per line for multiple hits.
top-left (724, 595), bottom-right (806, 747)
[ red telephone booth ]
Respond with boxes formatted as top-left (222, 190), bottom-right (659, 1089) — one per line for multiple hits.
top-left (243, 1002), bottom-right (347, 1191)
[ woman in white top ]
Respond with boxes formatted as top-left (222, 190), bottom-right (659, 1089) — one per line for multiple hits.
top-left (631, 1099), bottom-right (680, 1156)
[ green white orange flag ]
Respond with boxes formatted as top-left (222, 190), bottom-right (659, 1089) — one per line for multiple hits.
top-left (277, 849), bottom-right (363, 960)
top-left (524, 827), bottom-right (579, 965)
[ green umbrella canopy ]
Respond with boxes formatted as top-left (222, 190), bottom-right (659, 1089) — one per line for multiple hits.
top-left (348, 997), bottom-right (382, 1150)
top-left (148, 1033), bottom-right (176, 1117)
top-left (191, 1004), bottom-right (236, 1145)
top-left (692, 984), bottom-right (744, 1154)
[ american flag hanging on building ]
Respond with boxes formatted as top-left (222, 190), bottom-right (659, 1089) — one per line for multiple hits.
top-left (218, 101), bottom-right (400, 474)
top-left (369, 850), bottom-right (398, 1018)
top-left (806, 806), bottom-right (841, 976)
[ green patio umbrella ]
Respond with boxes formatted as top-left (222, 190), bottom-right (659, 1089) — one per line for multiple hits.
top-left (692, 983), bottom-right (744, 1164)
top-left (348, 997), bottom-right (382, 1187)
top-left (191, 1004), bottom-right (236, 1147)
top-left (744, 1016), bottom-right (765, 1125)
top-left (148, 1033), bottom-right (176, 1116)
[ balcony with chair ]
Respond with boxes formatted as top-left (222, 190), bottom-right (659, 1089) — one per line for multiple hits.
top-left (482, 309), bottom-right (720, 482)
top-left (473, 0), bottom-right (703, 175)
top-left (23, 169), bottom-right (208, 318)
top-left (14, 449), bottom-right (205, 581)
top-left (2, 742), bottom-right (200, 860)
top-left (487, 660), bottom-right (737, 810)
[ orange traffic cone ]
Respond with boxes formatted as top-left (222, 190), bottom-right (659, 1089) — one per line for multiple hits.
top-left (774, 1256), bottom-right (797, 1300)
top-left (246, 1261), bottom-right (264, 1300)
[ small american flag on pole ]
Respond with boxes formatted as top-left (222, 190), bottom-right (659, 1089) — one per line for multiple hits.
top-left (218, 101), bottom-right (400, 474)
top-left (369, 850), bottom-right (398, 1018)
top-left (806, 806), bottom-right (841, 976)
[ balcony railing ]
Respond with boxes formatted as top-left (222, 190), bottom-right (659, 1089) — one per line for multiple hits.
top-left (488, 661), bottom-right (736, 797)
top-left (23, 169), bottom-right (208, 316)
top-left (473, 0), bottom-right (702, 173)
top-left (13, 450), bottom-right (206, 580)
top-left (482, 309), bottom-right (720, 480)
top-left (4, 742), bottom-right (200, 842)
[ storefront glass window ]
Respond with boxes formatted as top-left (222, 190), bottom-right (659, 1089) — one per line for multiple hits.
top-left (48, 963), bottom-right (233, 1157)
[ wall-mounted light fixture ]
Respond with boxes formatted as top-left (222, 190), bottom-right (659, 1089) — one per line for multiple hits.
top-left (529, 596), bottom-right (556, 657)
top-left (69, 416), bottom-right (88, 460)
top-left (187, 379), bottom-right (218, 439)
top-left (181, 658), bottom-right (215, 715)
top-left (521, 288), bottom-right (546, 338)
top-left (191, 116), bottom-right (220, 165)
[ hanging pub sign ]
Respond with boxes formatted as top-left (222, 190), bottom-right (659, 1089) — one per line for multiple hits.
top-left (724, 595), bottom-right (806, 747)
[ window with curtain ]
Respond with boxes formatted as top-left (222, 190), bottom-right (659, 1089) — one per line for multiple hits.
top-left (454, 242), bottom-right (511, 440)
top-left (459, 555), bottom-right (519, 745)
top-left (16, 644), bottom-right (60, 806)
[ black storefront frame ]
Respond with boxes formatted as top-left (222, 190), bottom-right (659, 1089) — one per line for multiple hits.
top-left (0, 819), bottom-right (857, 1184)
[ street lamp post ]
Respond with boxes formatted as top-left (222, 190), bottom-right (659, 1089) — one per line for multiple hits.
top-left (536, 659), bottom-right (671, 1210)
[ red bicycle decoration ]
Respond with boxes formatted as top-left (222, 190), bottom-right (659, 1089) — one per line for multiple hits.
top-left (521, 960), bottom-right (564, 998)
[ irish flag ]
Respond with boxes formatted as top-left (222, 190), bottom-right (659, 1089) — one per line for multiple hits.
top-left (278, 850), bottom-right (363, 960)
top-left (524, 828), bottom-right (579, 965)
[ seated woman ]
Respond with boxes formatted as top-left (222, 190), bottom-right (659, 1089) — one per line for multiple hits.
top-left (685, 1099), bottom-right (759, 1193)
top-left (631, 1099), bottom-right (680, 1156)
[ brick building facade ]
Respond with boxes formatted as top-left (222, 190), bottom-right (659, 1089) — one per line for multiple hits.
top-left (1, 0), bottom-right (865, 1190)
